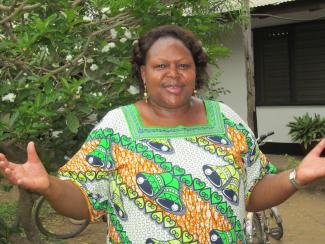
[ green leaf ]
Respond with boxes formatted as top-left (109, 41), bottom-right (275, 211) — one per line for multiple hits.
top-left (66, 113), bottom-right (80, 134)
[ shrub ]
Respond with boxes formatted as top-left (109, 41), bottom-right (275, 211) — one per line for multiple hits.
top-left (287, 113), bottom-right (325, 149)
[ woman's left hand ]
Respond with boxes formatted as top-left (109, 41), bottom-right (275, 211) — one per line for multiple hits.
top-left (296, 139), bottom-right (325, 186)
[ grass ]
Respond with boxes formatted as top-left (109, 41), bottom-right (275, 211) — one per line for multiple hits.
top-left (0, 201), bottom-right (18, 227)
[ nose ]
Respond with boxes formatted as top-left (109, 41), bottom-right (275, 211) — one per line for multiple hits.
top-left (167, 64), bottom-right (179, 78)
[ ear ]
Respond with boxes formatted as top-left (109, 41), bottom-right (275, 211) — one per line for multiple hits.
top-left (140, 65), bottom-right (146, 84)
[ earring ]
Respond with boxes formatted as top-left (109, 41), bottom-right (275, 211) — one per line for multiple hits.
top-left (193, 89), bottom-right (198, 97)
top-left (143, 83), bottom-right (148, 103)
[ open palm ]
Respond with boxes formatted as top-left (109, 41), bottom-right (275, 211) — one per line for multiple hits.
top-left (0, 142), bottom-right (50, 194)
top-left (297, 139), bottom-right (325, 185)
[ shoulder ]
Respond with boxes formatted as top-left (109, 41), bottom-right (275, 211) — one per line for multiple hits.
top-left (93, 103), bottom-right (133, 130)
top-left (207, 100), bottom-right (254, 133)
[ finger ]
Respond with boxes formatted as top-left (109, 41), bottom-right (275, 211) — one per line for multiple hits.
top-left (27, 141), bottom-right (41, 163)
top-left (0, 156), bottom-right (10, 172)
top-left (309, 138), bottom-right (325, 157)
top-left (0, 153), bottom-right (7, 161)
top-left (3, 167), bottom-right (20, 185)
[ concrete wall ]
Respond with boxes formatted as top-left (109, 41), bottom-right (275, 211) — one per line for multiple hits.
top-left (217, 28), bottom-right (248, 123)
top-left (257, 106), bottom-right (325, 143)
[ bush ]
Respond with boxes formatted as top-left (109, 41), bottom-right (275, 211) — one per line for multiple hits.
top-left (287, 113), bottom-right (325, 149)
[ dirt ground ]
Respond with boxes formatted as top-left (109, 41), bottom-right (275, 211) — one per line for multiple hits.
top-left (1, 154), bottom-right (325, 244)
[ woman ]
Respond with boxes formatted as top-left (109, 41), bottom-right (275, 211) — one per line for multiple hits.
top-left (1, 25), bottom-right (325, 244)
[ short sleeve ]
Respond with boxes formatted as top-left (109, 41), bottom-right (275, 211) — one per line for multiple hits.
top-left (243, 140), bottom-right (270, 202)
top-left (58, 137), bottom-right (112, 222)
top-left (218, 103), bottom-right (270, 204)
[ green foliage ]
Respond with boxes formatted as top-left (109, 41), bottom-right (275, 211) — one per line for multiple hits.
top-left (287, 113), bottom-right (325, 149)
top-left (0, 200), bottom-right (20, 243)
top-left (0, 0), bottom-right (243, 167)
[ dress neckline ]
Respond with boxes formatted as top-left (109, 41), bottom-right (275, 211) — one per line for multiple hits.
top-left (121, 100), bottom-right (225, 139)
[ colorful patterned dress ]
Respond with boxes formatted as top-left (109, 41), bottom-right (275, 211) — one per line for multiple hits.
top-left (58, 100), bottom-right (269, 244)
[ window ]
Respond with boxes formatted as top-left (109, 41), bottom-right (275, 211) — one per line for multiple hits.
top-left (254, 20), bottom-right (325, 105)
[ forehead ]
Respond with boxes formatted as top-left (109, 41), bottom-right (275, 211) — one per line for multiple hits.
top-left (146, 37), bottom-right (193, 60)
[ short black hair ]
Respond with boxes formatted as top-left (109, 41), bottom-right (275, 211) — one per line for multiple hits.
top-left (131, 25), bottom-right (208, 90)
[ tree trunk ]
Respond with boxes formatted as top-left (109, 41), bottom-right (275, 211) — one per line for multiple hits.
top-left (242, 0), bottom-right (256, 132)
top-left (0, 140), bottom-right (42, 243)
top-left (17, 188), bottom-right (42, 243)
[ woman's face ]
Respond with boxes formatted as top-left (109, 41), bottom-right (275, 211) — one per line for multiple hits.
top-left (140, 37), bottom-right (196, 109)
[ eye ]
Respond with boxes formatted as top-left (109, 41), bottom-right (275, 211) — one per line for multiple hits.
top-left (155, 64), bottom-right (167, 69)
top-left (178, 64), bottom-right (190, 69)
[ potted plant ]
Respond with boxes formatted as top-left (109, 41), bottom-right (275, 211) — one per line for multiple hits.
top-left (287, 113), bottom-right (325, 154)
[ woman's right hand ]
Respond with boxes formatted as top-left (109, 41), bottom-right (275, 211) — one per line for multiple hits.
top-left (0, 141), bottom-right (50, 195)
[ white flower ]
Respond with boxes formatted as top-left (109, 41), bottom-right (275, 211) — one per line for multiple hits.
top-left (110, 28), bottom-right (117, 39)
top-left (98, 92), bottom-right (103, 96)
top-left (182, 7), bottom-right (192, 16)
top-left (0, 34), bottom-right (5, 40)
top-left (107, 42), bottom-right (116, 48)
top-left (39, 46), bottom-right (49, 56)
top-left (52, 130), bottom-right (63, 138)
top-left (118, 75), bottom-right (126, 81)
top-left (82, 16), bottom-right (92, 21)
top-left (101, 42), bottom-right (116, 53)
top-left (90, 64), bottom-right (98, 71)
top-left (2, 93), bottom-right (16, 102)
top-left (86, 58), bottom-right (94, 63)
top-left (77, 58), bottom-right (84, 64)
top-left (119, 7), bottom-right (125, 12)
top-left (23, 13), bottom-right (29, 19)
top-left (127, 85), bottom-right (139, 95)
top-left (76, 86), bottom-right (82, 94)
top-left (120, 37), bottom-right (127, 43)
top-left (101, 7), bottom-right (111, 14)
top-left (124, 29), bottom-right (132, 39)
top-left (132, 40), bottom-right (138, 46)
top-left (65, 54), bottom-right (73, 62)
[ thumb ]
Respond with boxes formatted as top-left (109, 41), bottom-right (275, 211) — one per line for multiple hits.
top-left (27, 141), bottom-right (41, 163)
top-left (308, 138), bottom-right (325, 157)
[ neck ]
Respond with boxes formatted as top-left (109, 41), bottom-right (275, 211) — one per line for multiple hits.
top-left (147, 98), bottom-right (195, 119)
top-left (136, 97), bottom-right (206, 127)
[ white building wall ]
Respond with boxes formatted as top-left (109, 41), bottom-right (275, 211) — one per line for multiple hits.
top-left (257, 107), bottom-right (325, 143)
top-left (218, 28), bottom-right (248, 123)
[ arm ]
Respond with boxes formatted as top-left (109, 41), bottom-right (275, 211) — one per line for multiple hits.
top-left (0, 142), bottom-right (89, 220)
top-left (247, 138), bottom-right (325, 212)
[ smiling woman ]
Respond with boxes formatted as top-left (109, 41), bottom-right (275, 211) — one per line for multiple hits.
top-left (1, 25), bottom-right (325, 244)
top-left (132, 25), bottom-right (208, 127)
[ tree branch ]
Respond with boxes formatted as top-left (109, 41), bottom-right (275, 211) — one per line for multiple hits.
top-left (50, 15), bottom-right (138, 75)
top-left (0, 1), bottom-right (27, 25)
top-left (2, 22), bottom-right (17, 42)
top-left (71, 0), bottom-right (84, 8)
top-left (0, 2), bottom-right (41, 12)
